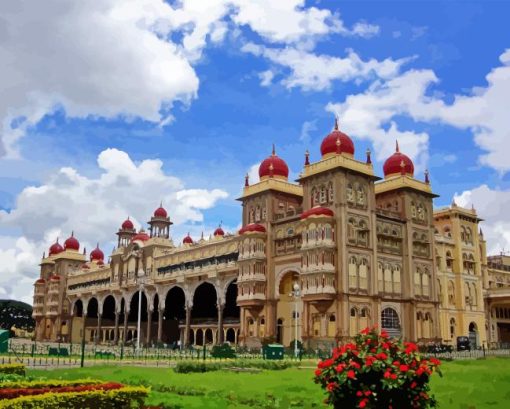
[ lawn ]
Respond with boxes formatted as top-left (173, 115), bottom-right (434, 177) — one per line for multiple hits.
top-left (27, 357), bottom-right (510, 409)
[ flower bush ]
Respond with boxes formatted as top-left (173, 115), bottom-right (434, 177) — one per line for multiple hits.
top-left (0, 364), bottom-right (25, 376)
top-left (0, 381), bottom-right (123, 399)
top-left (314, 327), bottom-right (441, 409)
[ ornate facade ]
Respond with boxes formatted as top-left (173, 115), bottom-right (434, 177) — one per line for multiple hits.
top-left (32, 121), bottom-right (498, 348)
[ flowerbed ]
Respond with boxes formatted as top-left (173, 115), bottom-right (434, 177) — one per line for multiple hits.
top-left (314, 327), bottom-right (441, 408)
top-left (173, 358), bottom-right (298, 373)
top-left (0, 381), bottom-right (123, 399)
top-left (0, 364), bottom-right (25, 376)
top-left (0, 379), bottom-right (101, 389)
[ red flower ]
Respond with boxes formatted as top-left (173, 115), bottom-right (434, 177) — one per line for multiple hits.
top-left (399, 364), bottom-right (409, 372)
top-left (359, 398), bottom-right (368, 408)
top-left (361, 327), bottom-right (370, 335)
top-left (347, 370), bottom-right (356, 379)
top-left (380, 330), bottom-right (389, 338)
top-left (327, 382), bottom-right (337, 392)
top-left (356, 391), bottom-right (363, 397)
top-left (430, 357), bottom-right (441, 366)
top-left (315, 369), bottom-right (322, 376)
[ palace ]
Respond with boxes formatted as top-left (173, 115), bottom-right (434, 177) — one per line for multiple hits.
top-left (32, 120), bottom-right (508, 348)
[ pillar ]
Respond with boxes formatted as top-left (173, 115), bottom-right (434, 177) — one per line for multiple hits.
top-left (146, 307), bottom-right (153, 346)
top-left (95, 313), bottom-right (102, 345)
top-left (184, 306), bottom-right (191, 346)
top-left (157, 307), bottom-right (163, 343)
top-left (217, 303), bottom-right (225, 345)
top-left (123, 309), bottom-right (129, 343)
top-left (82, 304), bottom-right (88, 344)
top-left (113, 311), bottom-right (120, 344)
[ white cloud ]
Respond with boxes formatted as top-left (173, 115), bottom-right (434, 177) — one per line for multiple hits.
top-left (326, 49), bottom-right (510, 174)
top-left (454, 185), bottom-right (510, 255)
top-left (242, 43), bottom-right (406, 91)
top-left (258, 70), bottom-right (275, 87)
top-left (351, 22), bottom-right (380, 39)
top-left (0, 148), bottom-right (228, 301)
top-left (300, 120), bottom-right (318, 144)
top-left (247, 163), bottom-right (261, 185)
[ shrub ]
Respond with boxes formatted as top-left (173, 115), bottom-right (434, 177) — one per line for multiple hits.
top-left (173, 361), bottom-right (224, 373)
top-left (0, 364), bottom-right (25, 376)
top-left (0, 385), bottom-right (149, 409)
top-left (0, 379), bottom-right (102, 390)
top-left (210, 344), bottom-right (236, 359)
top-left (0, 381), bottom-right (123, 400)
top-left (314, 327), bottom-right (441, 409)
top-left (173, 359), bottom-right (299, 373)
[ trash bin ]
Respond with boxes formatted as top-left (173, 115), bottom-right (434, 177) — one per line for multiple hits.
top-left (263, 344), bottom-right (284, 360)
top-left (0, 330), bottom-right (8, 353)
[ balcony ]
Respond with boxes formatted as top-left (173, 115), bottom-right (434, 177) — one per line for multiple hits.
top-left (237, 272), bottom-right (266, 283)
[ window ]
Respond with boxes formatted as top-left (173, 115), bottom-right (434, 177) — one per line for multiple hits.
top-left (448, 281), bottom-right (455, 305)
top-left (359, 258), bottom-right (368, 290)
top-left (348, 256), bottom-right (357, 289)
top-left (346, 183), bottom-right (354, 204)
top-left (319, 186), bottom-right (327, 204)
top-left (381, 308), bottom-right (400, 329)
top-left (328, 183), bottom-right (334, 203)
top-left (356, 185), bottom-right (365, 206)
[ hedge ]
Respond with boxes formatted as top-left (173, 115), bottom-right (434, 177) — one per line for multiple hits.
top-left (173, 359), bottom-right (299, 373)
top-left (0, 364), bottom-right (25, 376)
top-left (0, 379), bottom-right (101, 389)
top-left (0, 385), bottom-right (149, 409)
top-left (0, 382), bottom-right (123, 400)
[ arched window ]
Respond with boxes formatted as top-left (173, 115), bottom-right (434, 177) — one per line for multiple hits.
top-left (359, 258), bottom-right (368, 290)
top-left (346, 183), bottom-right (354, 204)
top-left (377, 263), bottom-right (384, 292)
top-left (448, 281), bottom-right (455, 305)
top-left (381, 307), bottom-right (400, 337)
top-left (320, 186), bottom-right (327, 204)
top-left (350, 307), bottom-right (358, 337)
top-left (393, 266), bottom-right (401, 294)
top-left (348, 256), bottom-right (358, 289)
top-left (414, 268), bottom-right (422, 296)
top-left (449, 318), bottom-right (456, 339)
top-left (356, 185), bottom-right (365, 206)
top-left (411, 201), bottom-right (417, 219)
top-left (328, 183), bottom-right (334, 203)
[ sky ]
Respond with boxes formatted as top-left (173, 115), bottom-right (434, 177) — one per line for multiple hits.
top-left (0, 0), bottom-right (509, 303)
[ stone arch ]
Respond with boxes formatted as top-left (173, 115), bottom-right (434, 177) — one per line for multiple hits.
top-left (381, 306), bottom-right (401, 338)
top-left (72, 299), bottom-right (84, 317)
top-left (191, 282), bottom-right (218, 320)
top-left (275, 266), bottom-right (302, 299)
top-left (163, 286), bottom-right (186, 344)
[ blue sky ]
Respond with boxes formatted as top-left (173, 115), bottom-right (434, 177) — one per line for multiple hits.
top-left (0, 0), bottom-right (509, 302)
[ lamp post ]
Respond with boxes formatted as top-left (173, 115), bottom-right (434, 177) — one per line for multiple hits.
top-left (290, 282), bottom-right (301, 358)
top-left (136, 272), bottom-right (146, 355)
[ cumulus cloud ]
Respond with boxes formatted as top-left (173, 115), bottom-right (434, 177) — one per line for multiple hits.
top-left (454, 185), bottom-right (510, 255)
top-left (0, 148), bottom-right (228, 302)
top-left (242, 43), bottom-right (406, 91)
top-left (326, 49), bottom-right (510, 174)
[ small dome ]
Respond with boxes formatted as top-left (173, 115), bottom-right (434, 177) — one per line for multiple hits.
top-left (64, 232), bottom-right (80, 251)
top-left (90, 244), bottom-right (104, 261)
top-left (50, 274), bottom-right (61, 281)
top-left (131, 231), bottom-right (150, 243)
top-left (320, 118), bottom-right (355, 158)
top-left (35, 278), bottom-right (46, 285)
top-left (154, 205), bottom-right (168, 218)
top-left (121, 218), bottom-right (134, 230)
top-left (183, 233), bottom-right (193, 244)
top-left (214, 226), bottom-right (225, 236)
top-left (239, 223), bottom-right (266, 235)
top-left (383, 141), bottom-right (414, 178)
top-left (49, 240), bottom-right (64, 256)
top-left (300, 206), bottom-right (334, 220)
top-left (258, 145), bottom-right (289, 180)
top-left (81, 263), bottom-right (90, 269)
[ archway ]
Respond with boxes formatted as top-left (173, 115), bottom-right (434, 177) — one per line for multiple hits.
top-left (224, 280), bottom-right (240, 320)
top-left (128, 291), bottom-right (148, 345)
top-left (102, 295), bottom-right (116, 339)
top-left (226, 328), bottom-right (236, 343)
top-left (196, 329), bottom-right (204, 346)
top-left (276, 318), bottom-right (284, 344)
top-left (381, 307), bottom-right (400, 338)
top-left (204, 328), bottom-right (213, 344)
top-left (277, 271), bottom-right (300, 346)
top-left (192, 282), bottom-right (218, 320)
top-left (86, 298), bottom-right (99, 343)
top-left (469, 322), bottom-right (478, 348)
top-left (73, 300), bottom-right (83, 317)
top-left (164, 286), bottom-right (186, 345)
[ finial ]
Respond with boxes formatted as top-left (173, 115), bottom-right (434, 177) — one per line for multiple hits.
top-left (479, 228), bottom-right (484, 237)
top-left (42, 251), bottom-right (46, 259)
top-left (220, 220), bottom-right (223, 227)
top-left (304, 150), bottom-right (310, 166)
top-left (424, 169), bottom-right (430, 184)
top-left (334, 116), bottom-right (339, 131)
top-left (96, 242), bottom-right (99, 248)
top-left (366, 148), bottom-right (372, 164)
top-left (83, 247), bottom-right (87, 255)
top-left (245, 173), bottom-right (249, 187)
top-left (396, 140), bottom-right (400, 153)
top-left (160, 200), bottom-right (163, 207)
top-left (272, 143), bottom-right (276, 156)
top-left (201, 231), bottom-right (204, 239)
top-left (56, 237), bottom-right (59, 244)
top-left (71, 230), bottom-right (74, 237)
top-left (451, 198), bottom-right (457, 207)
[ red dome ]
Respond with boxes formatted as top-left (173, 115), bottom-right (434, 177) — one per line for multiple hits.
top-left (258, 145), bottom-right (289, 180)
top-left (239, 223), bottom-right (266, 235)
top-left (50, 274), bottom-right (61, 281)
top-left (121, 218), bottom-right (134, 230)
top-left (35, 278), bottom-right (46, 285)
top-left (300, 206), bottom-right (334, 220)
top-left (90, 244), bottom-right (104, 261)
top-left (154, 206), bottom-right (168, 218)
top-left (183, 233), bottom-right (193, 244)
top-left (214, 226), bottom-right (225, 236)
top-left (383, 141), bottom-right (414, 178)
top-left (131, 231), bottom-right (150, 242)
top-left (320, 119), bottom-right (355, 157)
top-left (64, 232), bottom-right (79, 251)
top-left (49, 240), bottom-right (64, 256)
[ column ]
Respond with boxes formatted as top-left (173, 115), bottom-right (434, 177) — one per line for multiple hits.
top-left (67, 313), bottom-right (74, 343)
top-left (95, 313), bottom-right (102, 345)
top-left (113, 311), bottom-right (120, 344)
top-left (123, 309), bottom-right (129, 343)
top-left (82, 304), bottom-right (88, 343)
top-left (217, 303), bottom-right (225, 345)
top-left (184, 306), bottom-right (191, 346)
top-left (146, 307), bottom-right (153, 346)
top-left (157, 306), bottom-right (163, 343)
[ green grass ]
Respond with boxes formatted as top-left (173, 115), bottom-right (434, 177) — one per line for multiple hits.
top-left (26, 357), bottom-right (510, 409)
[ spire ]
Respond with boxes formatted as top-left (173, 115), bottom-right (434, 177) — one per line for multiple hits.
top-left (479, 228), bottom-right (484, 238)
top-left (71, 230), bottom-right (74, 237)
top-left (366, 148), bottom-right (372, 164)
top-left (304, 149), bottom-right (310, 166)
top-left (272, 143), bottom-right (276, 156)
top-left (42, 251), bottom-right (46, 259)
top-left (160, 200), bottom-right (163, 207)
top-left (424, 169), bottom-right (430, 184)
top-left (396, 140), bottom-right (400, 153)
top-left (334, 116), bottom-right (339, 131)
top-left (245, 173), bottom-right (249, 187)
top-left (83, 247), bottom-right (87, 255)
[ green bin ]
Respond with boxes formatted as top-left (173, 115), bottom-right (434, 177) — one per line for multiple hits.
top-left (263, 344), bottom-right (284, 360)
top-left (0, 330), bottom-right (8, 353)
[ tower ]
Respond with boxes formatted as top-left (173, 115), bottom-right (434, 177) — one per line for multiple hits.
top-left (148, 203), bottom-right (172, 239)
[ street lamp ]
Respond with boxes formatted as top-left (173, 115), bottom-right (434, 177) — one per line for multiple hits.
top-left (136, 271), bottom-right (146, 355)
top-left (290, 282), bottom-right (301, 358)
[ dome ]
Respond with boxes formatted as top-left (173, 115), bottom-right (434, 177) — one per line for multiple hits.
top-left (49, 240), bottom-right (64, 256)
top-left (320, 118), bottom-right (355, 158)
top-left (131, 231), bottom-right (150, 243)
top-left (183, 233), bottom-right (193, 244)
top-left (154, 205), bottom-right (168, 218)
top-left (121, 218), bottom-right (134, 230)
top-left (258, 145), bottom-right (289, 180)
top-left (90, 244), bottom-right (104, 261)
top-left (64, 232), bottom-right (80, 251)
top-left (383, 141), bottom-right (414, 178)
top-left (239, 223), bottom-right (266, 235)
top-left (214, 226), bottom-right (225, 237)
top-left (35, 278), bottom-right (46, 285)
top-left (50, 274), bottom-right (61, 281)
top-left (300, 206), bottom-right (334, 220)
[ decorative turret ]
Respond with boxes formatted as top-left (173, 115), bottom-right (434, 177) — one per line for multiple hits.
top-left (117, 216), bottom-right (136, 247)
top-left (148, 202), bottom-right (172, 239)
